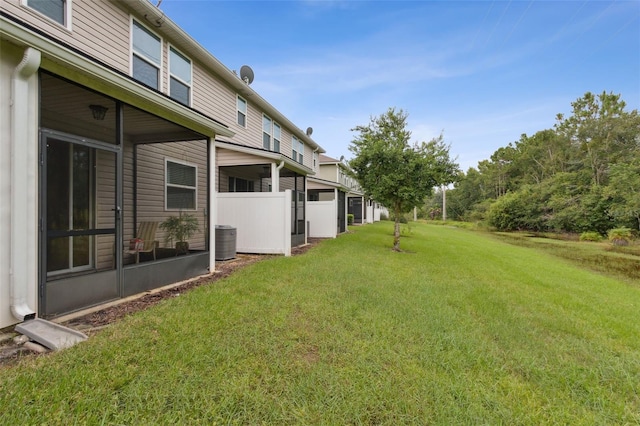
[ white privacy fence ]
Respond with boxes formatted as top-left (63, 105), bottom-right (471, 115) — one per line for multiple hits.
top-left (307, 200), bottom-right (337, 238)
top-left (217, 190), bottom-right (292, 256)
top-left (366, 205), bottom-right (374, 223)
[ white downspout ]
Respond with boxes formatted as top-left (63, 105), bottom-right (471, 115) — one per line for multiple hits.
top-left (272, 160), bottom-right (284, 192)
top-left (10, 47), bottom-right (40, 321)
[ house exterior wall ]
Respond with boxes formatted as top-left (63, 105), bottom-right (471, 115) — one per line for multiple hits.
top-left (95, 149), bottom-right (117, 270)
top-left (0, 0), bottom-right (323, 328)
top-left (1, 0), bottom-right (130, 72)
top-left (133, 141), bottom-right (208, 251)
top-left (318, 164), bottom-right (338, 182)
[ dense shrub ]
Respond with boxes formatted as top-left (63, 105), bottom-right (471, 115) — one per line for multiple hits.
top-left (579, 231), bottom-right (603, 242)
top-left (487, 187), bottom-right (546, 231)
top-left (347, 214), bottom-right (354, 225)
top-left (608, 228), bottom-right (634, 246)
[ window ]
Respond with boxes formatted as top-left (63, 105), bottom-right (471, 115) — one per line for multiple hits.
top-left (273, 123), bottom-right (281, 153)
top-left (229, 177), bottom-right (255, 192)
top-left (263, 115), bottom-right (272, 150)
top-left (237, 96), bottom-right (247, 127)
top-left (313, 151), bottom-right (318, 170)
top-left (292, 136), bottom-right (304, 164)
top-left (169, 46), bottom-right (191, 106)
top-left (26, 0), bottom-right (69, 26)
top-left (166, 159), bottom-right (197, 210)
top-left (132, 20), bottom-right (161, 90)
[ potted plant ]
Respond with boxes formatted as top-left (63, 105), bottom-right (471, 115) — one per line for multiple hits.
top-left (160, 212), bottom-right (200, 255)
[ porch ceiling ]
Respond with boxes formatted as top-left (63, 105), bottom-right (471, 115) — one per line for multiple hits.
top-left (41, 73), bottom-right (205, 144)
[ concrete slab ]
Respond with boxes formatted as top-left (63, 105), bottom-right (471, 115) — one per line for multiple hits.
top-left (15, 318), bottom-right (88, 351)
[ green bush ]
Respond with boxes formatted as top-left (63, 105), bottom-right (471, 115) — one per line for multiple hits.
top-left (607, 228), bottom-right (634, 246)
top-left (486, 187), bottom-right (546, 232)
top-left (579, 231), bottom-right (603, 242)
top-left (347, 214), bottom-right (354, 225)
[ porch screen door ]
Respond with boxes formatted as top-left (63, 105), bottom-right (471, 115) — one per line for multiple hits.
top-left (41, 130), bottom-right (120, 317)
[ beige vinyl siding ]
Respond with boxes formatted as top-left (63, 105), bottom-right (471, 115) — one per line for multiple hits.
top-left (217, 149), bottom-right (267, 167)
top-left (122, 141), bottom-right (135, 251)
top-left (308, 180), bottom-right (335, 191)
top-left (319, 164), bottom-right (338, 182)
top-left (95, 149), bottom-right (116, 270)
top-left (217, 98), bottom-right (263, 149)
top-left (192, 65), bottom-right (234, 121)
top-left (1, 0), bottom-right (130, 73)
top-left (134, 141), bottom-right (208, 251)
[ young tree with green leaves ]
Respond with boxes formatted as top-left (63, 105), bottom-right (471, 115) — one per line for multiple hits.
top-left (349, 108), bottom-right (459, 251)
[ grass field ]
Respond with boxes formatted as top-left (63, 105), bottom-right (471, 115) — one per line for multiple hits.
top-left (1, 222), bottom-right (639, 424)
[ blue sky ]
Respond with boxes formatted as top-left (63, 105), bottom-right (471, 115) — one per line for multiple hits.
top-left (159, 0), bottom-right (640, 171)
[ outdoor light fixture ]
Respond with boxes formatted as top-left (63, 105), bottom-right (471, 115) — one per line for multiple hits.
top-left (89, 104), bottom-right (108, 120)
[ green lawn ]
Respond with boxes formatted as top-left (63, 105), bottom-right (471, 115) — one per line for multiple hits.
top-left (1, 222), bottom-right (639, 424)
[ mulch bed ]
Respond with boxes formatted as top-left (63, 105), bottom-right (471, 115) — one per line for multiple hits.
top-left (0, 239), bottom-right (322, 367)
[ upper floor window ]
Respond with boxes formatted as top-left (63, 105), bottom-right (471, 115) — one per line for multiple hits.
top-left (262, 115), bottom-right (272, 150)
top-left (26, 0), bottom-right (70, 27)
top-left (273, 123), bottom-right (281, 153)
top-left (313, 151), bottom-right (318, 170)
top-left (292, 136), bottom-right (304, 164)
top-left (237, 96), bottom-right (247, 127)
top-left (132, 20), bottom-right (161, 90)
top-left (169, 46), bottom-right (191, 106)
top-left (166, 159), bottom-right (197, 210)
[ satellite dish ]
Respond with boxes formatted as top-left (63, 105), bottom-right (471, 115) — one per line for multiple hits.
top-left (240, 65), bottom-right (254, 85)
top-left (306, 127), bottom-right (313, 136)
top-left (339, 155), bottom-right (345, 162)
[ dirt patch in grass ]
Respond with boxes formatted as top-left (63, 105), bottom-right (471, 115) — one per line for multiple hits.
top-left (0, 239), bottom-right (322, 367)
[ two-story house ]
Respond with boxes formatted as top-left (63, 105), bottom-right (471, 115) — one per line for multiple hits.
top-left (0, 0), bottom-right (323, 329)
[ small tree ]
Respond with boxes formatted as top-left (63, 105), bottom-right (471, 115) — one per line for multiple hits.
top-left (349, 108), bottom-right (459, 251)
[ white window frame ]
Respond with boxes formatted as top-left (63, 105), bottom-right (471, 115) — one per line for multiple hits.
top-left (313, 151), bottom-right (318, 171)
top-left (168, 45), bottom-right (192, 106)
top-left (292, 136), bottom-right (299, 163)
top-left (23, 0), bottom-right (72, 29)
top-left (165, 158), bottom-right (198, 211)
top-left (131, 18), bottom-right (162, 91)
top-left (263, 115), bottom-right (272, 150)
top-left (292, 137), bottom-right (304, 164)
top-left (237, 95), bottom-right (247, 128)
top-left (273, 122), bottom-right (281, 153)
top-left (298, 140), bottom-right (304, 164)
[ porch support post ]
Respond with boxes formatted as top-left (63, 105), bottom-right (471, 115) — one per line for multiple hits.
top-left (272, 161), bottom-right (284, 193)
top-left (208, 137), bottom-right (216, 272)
top-left (271, 163), bottom-right (278, 192)
top-left (10, 47), bottom-right (40, 321)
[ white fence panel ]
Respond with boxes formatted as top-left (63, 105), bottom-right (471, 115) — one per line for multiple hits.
top-left (366, 205), bottom-right (374, 224)
top-left (307, 200), bottom-right (337, 238)
top-left (217, 190), bottom-right (292, 256)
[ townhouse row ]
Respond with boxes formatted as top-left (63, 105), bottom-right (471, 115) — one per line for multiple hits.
top-left (0, 0), bottom-right (384, 329)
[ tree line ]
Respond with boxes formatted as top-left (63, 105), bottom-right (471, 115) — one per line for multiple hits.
top-left (440, 91), bottom-right (640, 234)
